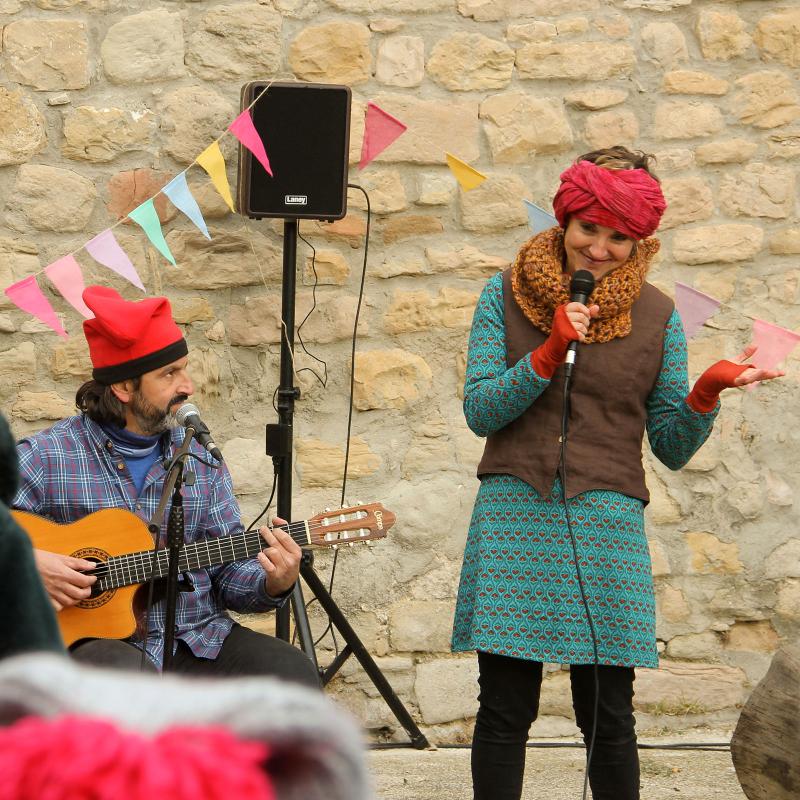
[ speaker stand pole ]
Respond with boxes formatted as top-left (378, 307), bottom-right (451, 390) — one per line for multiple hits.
top-left (273, 218), bottom-right (429, 750)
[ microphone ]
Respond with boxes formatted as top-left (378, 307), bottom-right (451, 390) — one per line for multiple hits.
top-left (564, 269), bottom-right (595, 379)
top-left (175, 403), bottom-right (223, 462)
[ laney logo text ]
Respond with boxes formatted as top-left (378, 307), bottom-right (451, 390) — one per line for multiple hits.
top-left (285, 195), bottom-right (308, 205)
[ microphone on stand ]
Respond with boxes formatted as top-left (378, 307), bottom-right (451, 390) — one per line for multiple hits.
top-left (564, 269), bottom-right (595, 379)
top-left (175, 403), bottom-right (223, 462)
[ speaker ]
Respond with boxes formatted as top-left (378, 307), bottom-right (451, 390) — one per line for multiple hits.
top-left (236, 81), bottom-right (351, 221)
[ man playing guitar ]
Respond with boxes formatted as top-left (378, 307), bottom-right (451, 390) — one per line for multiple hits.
top-left (13, 286), bottom-right (320, 687)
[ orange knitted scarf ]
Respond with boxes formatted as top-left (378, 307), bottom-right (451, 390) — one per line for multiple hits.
top-left (510, 227), bottom-right (660, 343)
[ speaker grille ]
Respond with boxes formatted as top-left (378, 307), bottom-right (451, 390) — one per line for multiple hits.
top-left (237, 82), bottom-right (351, 221)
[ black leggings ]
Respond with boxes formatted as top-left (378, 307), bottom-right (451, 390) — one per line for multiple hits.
top-left (472, 651), bottom-right (639, 800)
top-left (71, 623), bottom-right (321, 690)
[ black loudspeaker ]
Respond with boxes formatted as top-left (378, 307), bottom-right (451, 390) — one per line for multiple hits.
top-left (236, 81), bottom-right (351, 221)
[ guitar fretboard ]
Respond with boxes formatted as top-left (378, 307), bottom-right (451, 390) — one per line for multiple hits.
top-left (94, 522), bottom-right (312, 592)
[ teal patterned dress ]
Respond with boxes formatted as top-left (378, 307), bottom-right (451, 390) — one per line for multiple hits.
top-left (451, 273), bottom-right (719, 668)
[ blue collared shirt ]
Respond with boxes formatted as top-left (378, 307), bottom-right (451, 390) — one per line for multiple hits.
top-left (14, 415), bottom-right (284, 668)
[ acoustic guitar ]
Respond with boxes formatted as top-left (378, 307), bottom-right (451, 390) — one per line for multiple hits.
top-left (14, 503), bottom-right (394, 647)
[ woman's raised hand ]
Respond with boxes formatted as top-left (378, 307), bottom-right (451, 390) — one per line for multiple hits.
top-left (731, 344), bottom-right (786, 387)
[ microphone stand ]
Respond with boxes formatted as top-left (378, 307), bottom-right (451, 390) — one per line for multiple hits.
top-left (146, 426), bottom-right (196, 672)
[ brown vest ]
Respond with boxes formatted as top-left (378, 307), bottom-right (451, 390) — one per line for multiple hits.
top-left (476, 269), bottom-right (675, 503)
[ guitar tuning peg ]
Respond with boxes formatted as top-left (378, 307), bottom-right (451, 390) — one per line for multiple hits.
top-left (331, 543), bottom-right (338, 551)
top-left (348, 542), bottom-right (354, 548)
top-left (365, 541), bottom-right (372, 547)
top-left (324, 507), bottom-right (331, 512)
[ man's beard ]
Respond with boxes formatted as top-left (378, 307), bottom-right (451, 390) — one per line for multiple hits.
top-left (129, 391), bottom-right (188, 436)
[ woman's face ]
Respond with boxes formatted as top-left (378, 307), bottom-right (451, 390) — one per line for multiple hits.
top-left (563, 218), bottom-right (635, 280)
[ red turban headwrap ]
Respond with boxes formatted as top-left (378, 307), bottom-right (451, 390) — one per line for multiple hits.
top-left (552, 159), bottom-right (667, 240)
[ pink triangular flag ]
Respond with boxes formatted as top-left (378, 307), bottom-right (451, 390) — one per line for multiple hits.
top-left (228, 110), bottom-right (272, 177)
top-left (5, 275), bottom-right (68, 338)
top-left (750, 319), bottom-right (800, 370)
top-left (44, 255), bottom-right (93, 319)
top-left (359, 102), bottom-right (407, 170)
top-left (675, 282), bottom-right (721, 339)
top-left (84, 229), bottom-right (145, 291)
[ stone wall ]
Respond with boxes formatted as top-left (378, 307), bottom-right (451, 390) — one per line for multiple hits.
top-left (1, 0), bottom-right (798, 741)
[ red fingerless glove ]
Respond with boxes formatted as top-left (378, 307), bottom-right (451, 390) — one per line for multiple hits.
top-left (530, 304), bottom-right (580, 380)
top-left (686, 360), bottom-right (752, 412)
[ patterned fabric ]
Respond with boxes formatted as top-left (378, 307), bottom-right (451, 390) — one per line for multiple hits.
top-left (14, 415), bottom-right (284, 669)
top-left (453, 272), bottom-right (718, 667)
top-left (511, 227), bottom-right (661, 343)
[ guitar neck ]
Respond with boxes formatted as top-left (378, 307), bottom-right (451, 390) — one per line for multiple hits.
top-left (97, 522), bottom-right (313, 592)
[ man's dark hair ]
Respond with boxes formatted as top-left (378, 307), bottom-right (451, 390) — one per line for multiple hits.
top-left (75, 379), bottom-right (139, 427)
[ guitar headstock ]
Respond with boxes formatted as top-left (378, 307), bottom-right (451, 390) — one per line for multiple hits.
top-left (307, 502), bottom-right (395, 547)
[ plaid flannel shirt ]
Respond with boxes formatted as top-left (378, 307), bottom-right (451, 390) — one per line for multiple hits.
top-left (14, 415), bottom-right (284, 669)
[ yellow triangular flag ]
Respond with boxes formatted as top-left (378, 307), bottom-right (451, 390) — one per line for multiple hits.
top-left (446, 152), bottom-right (486, 191)
top-left (197, 142), bottom-right (235, 213)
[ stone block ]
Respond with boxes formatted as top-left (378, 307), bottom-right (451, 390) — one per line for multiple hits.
top-left (0, 238), bottom-right (40, 310)
top-left (3, 19), bottom-right (89, 90)
top-left (62, 106), bottom-right (155, 163)
top-left (662, 71), bottom-right (729, 96)
top-left (349, 170), bottom-right (408, 215)
top-left (389, 599), bottom-right (454, 652)
top-left (330, 0), bottom-right (450, 9)
top-left (768, 129), bottom-right (800, 160)
top-left (665, 631), bottom-right (721, 661)
top-left (0, 343), bottom-right (36, 396)
top-left (6, 164), bottom-right (96, 233)
top-left (10, 390), bottom-right (72, 423)
top-left (652, 148), bottom-right (693, 172)
top-left (171, 298), bottom-right (215, 325)
top-left (376, 35), bottom-right (425, 88)
top-left (295, 436), bottom-right (379, 489)
top-left (50, 337), bottom-right (90, 381)
top-left (186, 4), bottom-right (282, 81)
top-left (303, 250), bottom-right (350, 286)
top-left (480, 91), bottom-right (573, 163)
top-left (657, 584), bottom-right (691, 623)
top-left (0, 87), bottom-right (47, 166)
top-left (649, 540), bottom-right (671, 577)
top-left (428, 32), bottom-right (514, 91)
top-left (460, 173), bottom-right (528, 233)
top-left (595, 13), bottom-right (631, 38)
top-left (106, 168), bottom-right (175, 226)
top-left (685, 531), bottom-right (743, 575)
top-left (660, 177), bottom-right (713, 230)
top-left (401, 437), bottom-right (455, 480)
top-left (102, 9), bottom-right (184, 84)
top-left (770, 228), bottom-right (800, 255)
top-left (696, 9), bottom-right (751, 60)
top-left (384, 288), bottom-right (478, 334)
top-left (653, 101), bottom-right (723, 140)
top-left (426, 245), bottom-right (509, 280)
top-left (720, 163), bottom-right (796, 220)
top-left (368, 94), bottom-right (480, 165)
top-left (641, 22), bottom-right (688, 68)
top-left (516, 41), bottom-right (635, 81)
top-left (724, 621), bottom-right (780, 654)
top-left (165, 230), bottom-right (281, 290)
top-left (417, 173), bottom-right (457, 207)
top-left (353, 349), bottom-right (433, 411)
top-left (672, 225), bottom-right (763, 265)
top-left (289, 21), bottom-right (371, 85)
top-left (186, 348), bottom-right (221, 403)
top-left (221, 438), bottom-right (273, 496)
top-left (634, 661), bottom-right (747, 713)
top-left (733, 72), bottom-right (800, 129)
top-left (381, 215), bottom-right (443, 245)
top-left (775, 580), bottom-right (800, 619)
top-left (694, 139), bottom-right (758, 165)
top-left (415, 657), bottom-right (479, 724)
top-left (583, 109), bottom-right (639, 150)
top-left (764, 539), bottom-right (800, 579)
top-left (754, 9), bottom-right (800, 68)
top-left (160, 86), bottom-right (236, 166)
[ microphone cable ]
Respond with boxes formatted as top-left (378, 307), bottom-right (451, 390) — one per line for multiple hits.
top-left (559, 372), bottom-right (601, 800)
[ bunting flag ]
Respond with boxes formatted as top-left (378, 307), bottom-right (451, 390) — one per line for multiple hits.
top-left (675, 282), bottom-right (722, 340)
top-left (359, 102), bottom-right (407, 170)
top-left (162, 172), bottom-right (211, 240)
top-left (524, 200), bottom-right (558, 235)
top-left (5, 276), bottom-right (68, 338)
top-left (84, 229), bottom-right (145, 291)
top-left (44, 255), bottom-right (93, 318)
top-left (197, 142), bottom-right (235, 213)
top-left (128, 200), bottom-right (176, 266)
top-left (228, 110), bottom-right (272, 177)
top-left (446, 152), bottom-right (486, 191)
top-left (750, 319), bottom-right (800, 371)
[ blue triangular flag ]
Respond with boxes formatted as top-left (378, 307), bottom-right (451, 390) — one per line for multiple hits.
top-left (162, 171), bottom-right (211, 240)
top-left (524, 199), bottom-right (558, 234)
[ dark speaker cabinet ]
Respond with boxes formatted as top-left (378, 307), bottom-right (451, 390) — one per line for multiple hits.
top-left (236, 81), bottom-right (352, 221)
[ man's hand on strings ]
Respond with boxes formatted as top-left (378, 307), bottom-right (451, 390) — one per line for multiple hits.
top-left (257, 517), bottom-right (301, 597)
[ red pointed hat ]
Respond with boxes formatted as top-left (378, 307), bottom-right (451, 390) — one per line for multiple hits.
top-left (82, 286), bottom-right (187, 384)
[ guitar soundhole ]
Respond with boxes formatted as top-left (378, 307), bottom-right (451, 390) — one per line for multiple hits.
top-left (72, 548), bottom-right (116, 610)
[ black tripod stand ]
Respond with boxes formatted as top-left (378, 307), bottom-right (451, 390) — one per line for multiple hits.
top-left (268, 218), bottom-right (429, 749)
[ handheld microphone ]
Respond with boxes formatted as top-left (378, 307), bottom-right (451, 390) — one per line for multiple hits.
top-left (175, 403), bottom-right (223, 462)
top-left (564, 269), bottom-right (596, 379)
